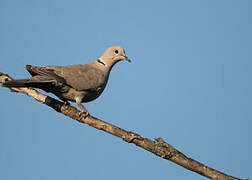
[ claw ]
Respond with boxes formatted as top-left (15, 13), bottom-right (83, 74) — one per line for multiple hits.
top-left (79, 109), bottom-right (89, 117)
top-left (76, 102), bottom-right (89, 118)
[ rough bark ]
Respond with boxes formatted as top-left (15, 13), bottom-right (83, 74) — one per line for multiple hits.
top-left (0, 72), bottom-right (243, 180)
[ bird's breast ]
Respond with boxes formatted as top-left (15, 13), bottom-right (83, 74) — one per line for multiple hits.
top-left (81, 85), bottom-right (106, 102)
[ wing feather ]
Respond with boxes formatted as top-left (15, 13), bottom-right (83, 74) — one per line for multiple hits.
top-left (45, 64), bottom-right (106, 91)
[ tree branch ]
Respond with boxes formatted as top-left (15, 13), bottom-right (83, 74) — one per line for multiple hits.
top-left (0, 72), bottom-right (242, 180)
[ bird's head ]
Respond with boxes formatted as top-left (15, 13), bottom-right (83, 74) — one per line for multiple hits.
top-left (100, 46), bottom-right (131, 64)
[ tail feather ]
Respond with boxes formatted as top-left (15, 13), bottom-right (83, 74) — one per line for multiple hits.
top-left (2, 79), bottom-right (54, 88)
top-left (2, 79), bottom-right (30, 87)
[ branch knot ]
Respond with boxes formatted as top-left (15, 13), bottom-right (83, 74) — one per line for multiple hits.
top-left (154, 137), bottom-right (179, 159)
top-left (122, 131), bottom-right (143, 143)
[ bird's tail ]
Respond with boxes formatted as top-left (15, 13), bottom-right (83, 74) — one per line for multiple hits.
top-left (2, 79), bottom-right (36, 87)
top-left (2, 78), bottom-right (53, 88)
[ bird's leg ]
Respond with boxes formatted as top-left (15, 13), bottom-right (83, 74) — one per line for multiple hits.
top-left (76, 102), bottom-right (89, 117)
top-left (75, 96), bottom-right (89, 117)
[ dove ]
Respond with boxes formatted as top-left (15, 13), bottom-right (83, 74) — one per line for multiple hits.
top-left (2, 46), bottom-right (131, 117)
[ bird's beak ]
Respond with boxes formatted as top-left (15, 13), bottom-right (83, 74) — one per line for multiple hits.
top-left (124, 56), bottom-right (131, 62)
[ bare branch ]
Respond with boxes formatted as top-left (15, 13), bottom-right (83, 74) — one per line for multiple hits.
top-left (0, 72), bottom-right (243, 180)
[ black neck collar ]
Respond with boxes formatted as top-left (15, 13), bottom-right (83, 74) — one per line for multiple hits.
top-left (97, 58), bottom-right (106, 66)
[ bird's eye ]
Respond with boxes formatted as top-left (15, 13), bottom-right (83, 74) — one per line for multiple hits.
top-left (115, 50), bottom-right (119, 54)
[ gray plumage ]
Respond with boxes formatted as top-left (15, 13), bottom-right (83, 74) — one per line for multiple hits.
top-left (2, 46), bottom-right (131, 116)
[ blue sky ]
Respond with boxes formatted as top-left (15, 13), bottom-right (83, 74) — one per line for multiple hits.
top-left (0, 0), bottom-right (251, 179)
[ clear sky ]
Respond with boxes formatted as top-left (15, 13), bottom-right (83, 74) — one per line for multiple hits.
top-left (0, 0), bottom-right (251, 179)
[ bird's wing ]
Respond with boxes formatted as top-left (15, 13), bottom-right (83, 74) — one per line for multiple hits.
top-left (44, 64), bottom-right (106, 91)
top-left (26, 65), bottom-right (66, 83)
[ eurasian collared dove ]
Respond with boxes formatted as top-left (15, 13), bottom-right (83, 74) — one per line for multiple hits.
top-left (2, 46), bottom-right (131, 116)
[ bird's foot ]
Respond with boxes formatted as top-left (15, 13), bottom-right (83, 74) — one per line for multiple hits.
top-left (79, 109), bottom-right (89, 118)
top-left (76, 102), bottom-right (89, 118)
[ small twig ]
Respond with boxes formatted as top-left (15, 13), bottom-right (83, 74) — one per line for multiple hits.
top-left (0, 73), bottom-right (243, 180)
